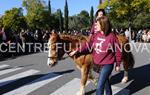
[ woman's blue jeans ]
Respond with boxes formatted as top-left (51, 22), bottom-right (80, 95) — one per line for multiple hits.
top-left (96, 64), bottom-right (114, 95)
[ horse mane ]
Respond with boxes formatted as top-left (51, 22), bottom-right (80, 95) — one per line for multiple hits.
top-left (59, 34), bottom-right (88, 42)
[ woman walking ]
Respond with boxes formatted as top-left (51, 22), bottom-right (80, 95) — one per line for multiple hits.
top-left (70, 16), bottom-right (121, 95)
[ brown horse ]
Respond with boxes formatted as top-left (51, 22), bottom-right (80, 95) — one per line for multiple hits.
top-left (47, 32), bottom-right (134, 95)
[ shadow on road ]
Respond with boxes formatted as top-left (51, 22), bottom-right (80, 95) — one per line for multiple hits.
top-left (86, 64), bottom-right (150, 95)
top-left (0, 69), bottom-right (74, 94)
top-left (111, 63), bottom-right (150, 94)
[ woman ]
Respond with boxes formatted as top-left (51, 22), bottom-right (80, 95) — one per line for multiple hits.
top-left (89, 9), bottom-right (106, 39)
top-left (70, 16), bottom-right (121, 95)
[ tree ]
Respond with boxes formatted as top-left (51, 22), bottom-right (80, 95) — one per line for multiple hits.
top-left (90, 6), bottom-right (94, 26)
top-left (99, 0), bottom-right (102, 4)
top-left (133, 13), bottom-right (150, 29)
top-left (58, 9), bottom-right (63, 32)
top-left (48, 0), bottom-right (51, 15)
top-left (22, 0), bottom-right (46, 30)
top-left (50, 14), bottom-right (59, 30)
top-left (68, 16), bottom-right (82, 31)
top-left (78, 10), bottom-right (90, 29)
top-left (0, 16), bottom-right (3, 28)
top-left (64, 0), bottom-right (69, 32)
top-left (99, 0), bottom-right (101, 4)
top-left (2, 8), bottom-right (27, 32)
top-left (98, 0), bottom-right (150, 29)
top-left (78, 10), bottom-right (89, 18)
top-left (68, 10), bottom-right (90, 31)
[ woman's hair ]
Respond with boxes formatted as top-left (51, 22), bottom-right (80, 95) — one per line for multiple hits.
top-left (95, 9), bottom-right (106, 17)
top-left (97, 16), bottom-right (112, 36)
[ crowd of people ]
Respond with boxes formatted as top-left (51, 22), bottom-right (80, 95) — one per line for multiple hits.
top-left (112, 28), bottom-right (150, 43)
top-left (0, 24), bottom-right (149, 60)
top-left (0, 28), bottom-right (51, 59)
top-left (135, 29), bottom-right (150, 43)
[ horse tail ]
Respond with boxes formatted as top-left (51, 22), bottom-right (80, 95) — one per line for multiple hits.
top-left (117, 35), bottom-right (135, 70)
top-left (122, 43), bottom-right (135, 70)
top-left (127, 52), bottom-right (135, 69)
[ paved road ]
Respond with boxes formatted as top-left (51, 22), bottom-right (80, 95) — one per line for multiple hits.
top-left (0, 43), bottom-right (149, 95)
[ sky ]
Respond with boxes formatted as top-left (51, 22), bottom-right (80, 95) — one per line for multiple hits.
top-left (0, 0), bottom-right (99, 16)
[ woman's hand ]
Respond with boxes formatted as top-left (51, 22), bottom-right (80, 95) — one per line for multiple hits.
top-left (115, 66), bottom-right (120, 72)
top-left (69, 50), bottom-right (77, 56)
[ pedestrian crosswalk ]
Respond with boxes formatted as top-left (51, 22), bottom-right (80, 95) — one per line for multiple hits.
top-left (0, 64), bottom-right (10, 69)
top-left (51, 78), bottom-right (90, 95)
top-left (0, 67), bottom-right (22, 76)
top-left (3, 73), bottom-right (62, 95)
top-left (0, 64), bottom-right (130, 95)
top-left (0, 69), bottom-right (39, 87)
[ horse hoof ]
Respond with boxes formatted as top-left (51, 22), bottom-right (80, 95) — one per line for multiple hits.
top-left (121, 77), bottom-right (128, 83)
top-left (76, 92), bottom-right (81, 95)
top-left (93, 79), bottom-right (98, 86)
top-left (76, 91), bottom-right (85, 95)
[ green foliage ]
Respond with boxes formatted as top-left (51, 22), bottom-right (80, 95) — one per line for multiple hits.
top-left (98, 0), bottom-right (150, 29)
top-left (98, 0), bottom-right (109, 9)
top-left (22, 0), bottom-right (46, 30)
top-left (78, 10), bottom-right (90, 28)
top-left (90, 6), bottom-right (94, 26)
top-left (57, 9), bottom-right (63, 32)
top-left (2, 8), bottom-right (27, 32)
top-left (133, 12), bottom-right (150, 29)
top-left (69, 10), bottom-right (90, 31)
top-left (48, 0), bottom-right (51, 15)
top-left (0, 16), bottom-right (3, 28)
top-left (69, 16), bottom-right (88, 31)
top-left (78, 10), bottom-right (89, 18)
top-left (68, 16), bottom-right (81, 30)
top-left (64, 0), bottom-right (69, 32)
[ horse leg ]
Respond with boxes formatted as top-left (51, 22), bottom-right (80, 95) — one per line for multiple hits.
top-left (122, 70), bottom-right (128, 83)
top-left (122, 60), bottom-right (129, 83)
top-left (77, 66), bottom-right (89, 95)
top-left (88, 67), bottom-right (97, 86)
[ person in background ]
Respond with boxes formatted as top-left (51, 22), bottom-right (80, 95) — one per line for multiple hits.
top-left (1, 27), bottom-right (7, 42)
top-left (147, 30), bottom-right (150, 42)
top-left (142, 30), bottom-right (147, 43)
top-left (89, 9), bottom-right (106, 40)
top-left (69, 16), bottom-right (121, 95)
top-left (124, 29), bottom-right (130, 40)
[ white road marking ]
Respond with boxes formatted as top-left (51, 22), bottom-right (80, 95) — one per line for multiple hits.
top-left (50, 78), bottom-right (90, 95)
top-left (0, 69), bottom-right (39, 87)
top-left (51, 78), bottom-right (130, 95)
top-left (0, 64), bottom-right (9, 69)
top-left (0, 67), bottom-right (22, 76)
top-left (3, 73), bottom-right (62, 95)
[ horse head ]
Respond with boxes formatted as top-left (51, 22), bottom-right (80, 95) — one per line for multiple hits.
top-left (47, 31), bottom-right (88, 67)
top-left (47, 31), bottom-right (65, 67)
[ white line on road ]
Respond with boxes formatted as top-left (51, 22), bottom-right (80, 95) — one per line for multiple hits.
top-left (50, 78), bottom-right (90, 95)
top-left (50, 78), bottom-right (129, 95)
top-left (0, 64), bottom-right (9, 69)
top-left (3, 73), bottom-right (62, 95)
top-left (0, 67), bottom-right (22, 76)
top-left (111, 86), bottom-right (130, 95)
top-left (0, 69), bottom-right (39, 87)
